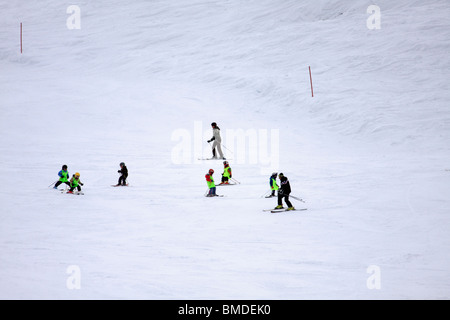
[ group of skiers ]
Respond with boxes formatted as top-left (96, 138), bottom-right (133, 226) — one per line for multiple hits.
top-left (205, 167), bottom-right (294, 210)
top-left (205, 121), bottom-right (232, 197)
top-left (268, 172), bottom-right (295, 210)
top-left (53, 162), bottom-right (128, 193)
top-left (204, 122), bottom-right (295, 210)
top-left (205, 160), bottom-right (233, 197)
top-left (53, 165), bottom-right (84, 194)
top-left (54, 121), bottom-right (296, 210)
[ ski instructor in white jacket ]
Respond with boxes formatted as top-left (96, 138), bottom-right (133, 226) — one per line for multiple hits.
top-left (207, 122), bottom-right (226, 160)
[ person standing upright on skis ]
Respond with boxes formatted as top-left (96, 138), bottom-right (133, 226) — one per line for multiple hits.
top-left (220, 161), bottom-right (232, 184)
top-left (205, 169), bottom-right (217, 197)
top-left (207, 122), bottom-right (225, 160)
top-left (274, 173), bottom-right (294, 210)
top-left (266, 172), bottom-right (279, 197)
top-left (116, 162), bottom-right (128, 186)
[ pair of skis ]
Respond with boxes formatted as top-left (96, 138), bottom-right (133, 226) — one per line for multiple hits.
top-left (204, 182), bottom-right (236, 197)
top-left (262, 208), bottom-right (307, 213)
top-left (60, 189), bottom-right (84, 195)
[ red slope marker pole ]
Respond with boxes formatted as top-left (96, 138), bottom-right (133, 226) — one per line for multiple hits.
top-left (309, 66), bottom-right (314, 97)
top-left (20, 22), bottom-right (23, 54)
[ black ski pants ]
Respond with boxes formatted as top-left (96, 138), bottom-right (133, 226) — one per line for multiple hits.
top-left (118, 175), bottom-right (127, 186)
top-left (278, 193), bottom-right (293, 208)
top-left (55, 181), bottom-right (70, 188)
top-left (69, 185), bottom-right (82, 192)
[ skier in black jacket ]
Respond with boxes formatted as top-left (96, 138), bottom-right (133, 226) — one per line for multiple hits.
top-left (116, 162), bottom-right (128, 186)
top-left (274, 173), bottom-right (294, 210)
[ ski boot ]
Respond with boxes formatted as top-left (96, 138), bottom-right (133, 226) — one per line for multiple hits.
top-left (274, 205), bottom-right (284, 209)
top-left (286, 207), bottom-right (295, 211)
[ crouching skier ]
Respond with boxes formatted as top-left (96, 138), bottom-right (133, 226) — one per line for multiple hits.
top-left (205, 169), bottom-right (217, 197)
top-left (68, 172), bottom-right (84, 194)
top-left (220, 161), bottom-right (232, 185)
top-left (274, 173), bottom-right (294, 210)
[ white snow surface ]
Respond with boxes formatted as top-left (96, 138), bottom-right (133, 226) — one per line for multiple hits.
top-left (1, 0), bottom-right (449, 299)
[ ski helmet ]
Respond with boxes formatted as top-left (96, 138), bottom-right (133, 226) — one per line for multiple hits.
top-left (278, 173), bottom-right (284, 177)
top-left (62, 165), bottom-right (68, 170)
top-left (271, 172), bottom-right (277, 177)
top-left (223, 160), bottom-right (229, 166)
top-left (120, 162), bottom-right (125, 166)
top-left (74, 172), bottom-right (80, 177)
top-left (211, 122), bottom-right (217, 127)
top-left (209, 169), bottom-right (214, 174)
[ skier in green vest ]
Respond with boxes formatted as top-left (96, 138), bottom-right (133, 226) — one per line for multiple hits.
top-left (68, 172), bottom-right (84, 194)
top-left (266, 172), bottom-right (279, 197)
top-left (53, 165), bottom-right (70, 189)
top-left (220, 161), bottom-right (232, 185)
top-left (205, 169), bottom-right (217, 197)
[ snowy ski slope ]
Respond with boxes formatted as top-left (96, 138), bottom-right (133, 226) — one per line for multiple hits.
top-left (0, 0), bottom-right (449, 299)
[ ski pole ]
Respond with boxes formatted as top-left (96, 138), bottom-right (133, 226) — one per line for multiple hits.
top-left (48, 180), bottom-right (58, 188)
top-left (230, 177), bottom-right (241, 184)
top-left (290, 195), bottom-right (305, 203)
top-left (221, 143), bottom-right (234, 155)
top-left (260, 190), bottom-right (271, 198)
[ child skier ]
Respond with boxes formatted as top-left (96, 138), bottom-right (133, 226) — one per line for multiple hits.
top-left (220, 161), bottom-right (232, 184)
top-left (68, 172), bottom-right (84, 194)
top-left (115, 162), bottom-right (128, 186)
top-left (274, 173), bottom-right (294, 210)
top-left (207, 122), bottom-right (225, 159)
top-left (54, 165), bottom-right (70, 189)
top-left (266, 172), bottom-right (279, 197)
top-left (205, 169), bottom-right (217, 197)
